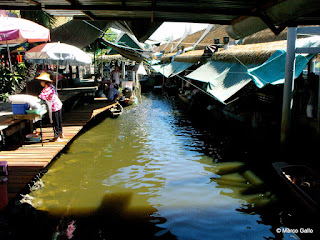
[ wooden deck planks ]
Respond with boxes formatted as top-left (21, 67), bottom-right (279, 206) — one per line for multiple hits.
top-left (1, 100), bottom-right (116, 201)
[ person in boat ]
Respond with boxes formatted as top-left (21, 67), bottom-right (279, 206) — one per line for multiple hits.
top-left (108, 83), bottom-right (121, 102)
top-left (96, 81), bottom-right (108, 98)
top-left (36, 72), bottom-right (64, 141)
top-left (96, 84), bottom-right (106, 98)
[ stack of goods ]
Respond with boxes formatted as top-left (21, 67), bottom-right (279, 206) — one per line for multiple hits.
top-left (8, 94), bottom-right (45, 114)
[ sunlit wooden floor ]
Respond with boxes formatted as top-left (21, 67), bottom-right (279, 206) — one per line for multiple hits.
top-left (0, 100), bottom-right (116, 200)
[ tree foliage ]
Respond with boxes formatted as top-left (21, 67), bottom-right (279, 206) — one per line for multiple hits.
top-left (20, 10), bottom-right (56, 29)
top-left (103, 28), bottom-right (118, 43)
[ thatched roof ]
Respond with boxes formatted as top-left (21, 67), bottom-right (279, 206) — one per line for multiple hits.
top-left (175, 30), bottom-right (205, 49)
top-left (156, 25), bottom-right (229, 53)
top-left (156, 40), bottom-right (181, 53)
top-left (211, 40), bottom-right (287, 64)
top-left (241, 26), bottom-right (319, 44)
top-left (156, 25), bottom-right (312, 54)
top-left (174, 50), bottom-right (205, 63)
top-left (180, 25), bottom-right (228, 49)
top-left (157, 26), bottom-right (289, 54)
top-left (157, 25), bottom-right (320, 64)
top-left (241, 28), bottom-right (288, 45)
top-left (160, 53), bottom-right (177, 63)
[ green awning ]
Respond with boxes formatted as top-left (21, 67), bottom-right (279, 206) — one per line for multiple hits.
top-left (186, 61), bottom-right (257, 103)
top-left (109, 33), bottom-right (142, 55)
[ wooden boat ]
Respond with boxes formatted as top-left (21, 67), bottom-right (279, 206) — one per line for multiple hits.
top-left (119, 96), bottom-right (137, 106)
top-left (273, 162), bottom-right (320, 211)
top-left (178, 93), bottom-right (191, 105)
top-left (108, 103), bottom-right (123, 118)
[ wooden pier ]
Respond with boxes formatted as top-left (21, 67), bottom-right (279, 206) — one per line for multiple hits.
top-left (0, 99), bottom-right (116, 201)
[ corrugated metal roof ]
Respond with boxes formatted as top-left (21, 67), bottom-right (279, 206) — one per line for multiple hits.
top-left (0, 0), bottom-right (276, 23)
top-left (1, 0), bottom-right (320, 42)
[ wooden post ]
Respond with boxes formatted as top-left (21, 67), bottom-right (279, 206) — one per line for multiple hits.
top-left (122, 58), bottom-right (126, 81)
top-left (281, 27), bottom-right (297, 144)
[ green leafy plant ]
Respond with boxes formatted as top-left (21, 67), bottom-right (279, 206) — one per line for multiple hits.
top-left (0, 92), bottom-right (10, 102)
top-left (0, 63), bottom-right (26, 101)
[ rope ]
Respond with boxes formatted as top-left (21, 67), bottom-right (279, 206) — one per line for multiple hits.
top-left (175, 74), bottom-right (218, 101)
top-left (228, 48), bottom-right (290, 87)
top-left (83, 20), bottom-right (107, 35)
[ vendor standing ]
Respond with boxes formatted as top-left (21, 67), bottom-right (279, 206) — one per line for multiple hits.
top-left (36, 72), bottom-right (63, 141)
top-left (111, 67), bottom-right (121, 85)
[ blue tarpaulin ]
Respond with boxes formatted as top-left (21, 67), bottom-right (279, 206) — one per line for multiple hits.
top-left (248, 50), bottom-right (314, 88)
top-left (186, 61), bottom-right (257, 103)
top-left (151, 61), bottom-right (194, 78)
top-left (248, 36), bottom-right (320, 88)
top-left (159, 36), bottom-right (320, 104)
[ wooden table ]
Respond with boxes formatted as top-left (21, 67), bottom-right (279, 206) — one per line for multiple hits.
top-left (14, 110), bottom-right (47, 146)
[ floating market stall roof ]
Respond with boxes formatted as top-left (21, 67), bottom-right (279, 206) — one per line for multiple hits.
top-left (241, 28), bottom-right (288, 45)
top-left (186, 61), bottom-right (257, 103)
top-left (99, 38), bottom-right (152, 63)
top-left (152, 61), bottom-right (194, 78)
top-left (240, 26), bottom-right (314, 45)
top-left (157, 25), bottom-right (229, 54)
top-left (174, 50), bottom-right (205, 63)
top-left (211, 40), bottom-right (287, 65)
top-left (156, 25), bottom-right (225, 54)
top-left (248, 36), bottom-right (320, 88)
top-left (160, 53), bottom-right (178, 63)
top-left (186, 36), bottom-right (320, 102)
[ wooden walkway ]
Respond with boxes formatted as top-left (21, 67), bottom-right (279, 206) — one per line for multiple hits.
top-left (0, 100), bottom-right (116, 200)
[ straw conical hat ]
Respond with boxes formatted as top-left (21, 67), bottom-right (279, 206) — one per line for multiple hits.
top-left (35, 72), bottom-right (53, 82)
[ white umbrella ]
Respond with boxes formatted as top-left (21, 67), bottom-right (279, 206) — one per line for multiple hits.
top-left (25, 42), bottom-right (92, 90)
top-left (25, 42), bottom-right (91, 66)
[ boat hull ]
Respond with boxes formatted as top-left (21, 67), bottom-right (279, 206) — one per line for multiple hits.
top-left (178, 93), bottom-right (190, 105)
top-left (120, 96), bottom-right (137, 106)
top-left (108, 103), bottom-right (123, 118)
top-left (272, 162), bottom-right (320, 212)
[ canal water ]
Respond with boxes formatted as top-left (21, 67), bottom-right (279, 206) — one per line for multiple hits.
top-left (21, 93), bottom-right (317, 239)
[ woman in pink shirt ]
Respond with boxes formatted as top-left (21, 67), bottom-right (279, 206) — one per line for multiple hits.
top-left (36, 72), bottom-right (63, 141)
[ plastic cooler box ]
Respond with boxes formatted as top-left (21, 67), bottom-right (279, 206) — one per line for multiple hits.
top-left (11, 103), bottom-right (29, 114)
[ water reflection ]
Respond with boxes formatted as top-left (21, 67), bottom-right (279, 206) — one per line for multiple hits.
top-left (29, 94), bottom-right (277, 239)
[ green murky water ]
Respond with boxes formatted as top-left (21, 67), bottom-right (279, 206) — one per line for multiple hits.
top-left (27, 94), bottom-right (288, 239)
